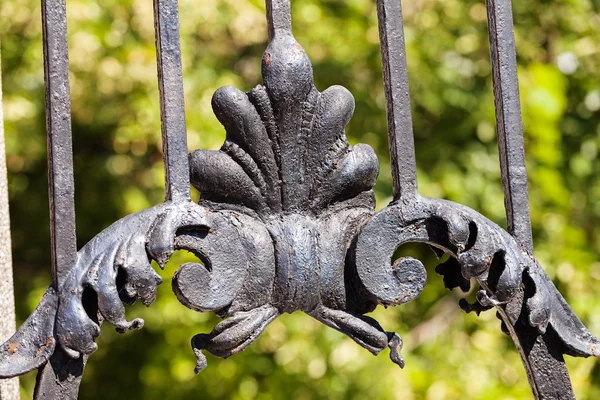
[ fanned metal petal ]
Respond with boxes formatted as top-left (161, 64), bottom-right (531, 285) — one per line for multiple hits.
top-left (189, 150), bottom-right (267, 213)
top-left (212, 86), bottom-right (281, 210)
top-left (313, 143), bottom-right (379, 209)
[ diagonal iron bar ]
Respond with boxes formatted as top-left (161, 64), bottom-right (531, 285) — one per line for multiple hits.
top-left (154, 0), bottom-right (191, 202)
top-left (376, 0), bottom-right (418, 201)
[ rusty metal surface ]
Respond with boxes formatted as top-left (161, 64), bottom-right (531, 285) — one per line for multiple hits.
top-left (0, 0), bottom-right (598, 399)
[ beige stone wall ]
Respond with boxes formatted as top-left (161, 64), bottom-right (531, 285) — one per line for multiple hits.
top-left (0, 47), bottom-right (20, 400)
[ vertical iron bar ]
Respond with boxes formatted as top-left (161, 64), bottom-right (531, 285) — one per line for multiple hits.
top-left (0, 45), bottom-right (20, 400)
top-left (486, 0), bottom-right (533, 255)
top-left (266, 0), bottom-right (292, 42)
top-left (376, 0), bottom-right (418, 201)
top-left (34, 1), bottom-right (85, 399)
top-left (42, 0), bottom-right (77, 290)
top-left (486, 1), bottom-right (574, 398)
top-left (153, 0), bottom-right (191, 202)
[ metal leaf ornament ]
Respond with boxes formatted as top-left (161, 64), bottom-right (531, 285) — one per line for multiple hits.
top-left (2, 2), bottom-right (599, 398)
top-left (177, 26), bottom-right (421, 372)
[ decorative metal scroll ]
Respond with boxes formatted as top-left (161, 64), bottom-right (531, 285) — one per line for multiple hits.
top-left (0, 0), bottom-right (597, 399)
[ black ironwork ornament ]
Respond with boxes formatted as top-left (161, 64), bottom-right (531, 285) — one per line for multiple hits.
top-left (0, 0), bottom-right (598, 399)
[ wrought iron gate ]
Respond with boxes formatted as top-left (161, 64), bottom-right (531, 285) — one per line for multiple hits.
top-left (0, 0), bottom-right (598, 399)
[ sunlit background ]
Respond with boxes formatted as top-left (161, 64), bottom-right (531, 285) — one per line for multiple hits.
top-left (2, 0), bottom-right (600, 398)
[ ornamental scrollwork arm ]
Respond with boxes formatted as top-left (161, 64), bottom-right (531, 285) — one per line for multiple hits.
top-left (354, 197), bottom-right (600, 360)
top-left (0, 200), bottom-right (249, 378)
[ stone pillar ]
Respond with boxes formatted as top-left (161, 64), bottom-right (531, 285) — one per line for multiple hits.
top-left (0, 47), bottom-right (20, 400)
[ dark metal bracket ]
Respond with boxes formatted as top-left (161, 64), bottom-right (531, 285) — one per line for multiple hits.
top-left (0, 0), bottom-right (598, 399)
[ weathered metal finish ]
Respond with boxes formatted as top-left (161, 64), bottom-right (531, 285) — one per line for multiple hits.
top-left (485, 0), bottom-right (573, 397)
top-left (0, 0), bottom-right (598, 398)
top-left (355, 197), bottom-right (599, 394)
top-left (33, 350), bottom-right (87, 400)
top-left (182, 0), bottom-right (406, 371)
top-left (266, 0), bottom-right (291, 42)
top-left (486, 0), bottom-right (534, 256)
top-left (3, 0), bottom-right (243, 397)
top-left (0, 47), bottom-right (20, 400)
top-left (353, 1), bottom-right (595, 399)
top-left (35, 0), bottom-right (87, 397)
top-left (41, 0), bottom-right (78, 291)
top-left (154, 0), bottom-right (191, 203)
top-left (377, 0), bottom-right (418, 201)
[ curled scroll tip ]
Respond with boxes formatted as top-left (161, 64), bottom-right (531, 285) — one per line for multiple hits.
top-left (387, 332), bottom-right (405, 368)
top-left (192, 334), bottom-right (209, 374)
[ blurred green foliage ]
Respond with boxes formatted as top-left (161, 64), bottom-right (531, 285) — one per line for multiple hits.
top-left (2, 0), bottom-right (600, 398)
